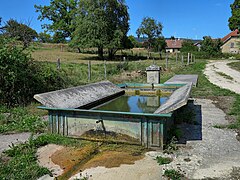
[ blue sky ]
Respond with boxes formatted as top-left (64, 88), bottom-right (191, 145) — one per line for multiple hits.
top-left (0, 0), bottom-right (234, 39)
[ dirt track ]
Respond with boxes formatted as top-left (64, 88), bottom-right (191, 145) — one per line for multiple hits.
top-left (204, 60), bottom-right (240, 94)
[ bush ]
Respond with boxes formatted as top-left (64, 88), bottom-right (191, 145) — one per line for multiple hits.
top-left (0, 37), bottom-right (65, 107)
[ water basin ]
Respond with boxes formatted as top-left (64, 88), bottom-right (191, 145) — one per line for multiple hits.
top-left (93, 95), bottom-right (168, 113)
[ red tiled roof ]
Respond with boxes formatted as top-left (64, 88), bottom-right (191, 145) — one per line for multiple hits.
top-left (221, 29), bottom-right (239, 43)
top-left (166, 39), bottom-right (183, 49)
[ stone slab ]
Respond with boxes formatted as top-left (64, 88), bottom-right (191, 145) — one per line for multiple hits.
top-left (164, 74), bottom-right (198, 86)
top-left (154, 83), bottom-right (192, 114)
top-left (34, 81), bottom-right (124, 109)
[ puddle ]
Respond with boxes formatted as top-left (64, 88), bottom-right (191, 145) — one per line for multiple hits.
top-left (51, 143), bottom-right (144, 179)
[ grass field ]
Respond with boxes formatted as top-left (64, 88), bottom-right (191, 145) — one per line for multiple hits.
top-left (2, 45), bottom-right (240, 179)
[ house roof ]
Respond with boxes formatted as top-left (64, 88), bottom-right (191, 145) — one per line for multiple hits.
top-left (166, 39), bottom-right (183, 49)
top-left (221, 29), bottom-right (239, 44)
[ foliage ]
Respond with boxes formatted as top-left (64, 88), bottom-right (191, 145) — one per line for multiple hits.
top-left (35, 0), bottom-right (78, 40)
top-left (164, 136), bottom-right (178, 154)
top-left (155, 156), bottom-right (172, 165)
top-left (0, 106), bottom-right (47, 133)
top-left (229, 0), bottom-right (240, 31)
top-left (0, 37), bottom-right (65, 106)
top-left (136, 17), bottom-right (163, 50)
top-left (128, 35), bottom-right (139, 48)
top-left (181, 40), bottom-right (198, 52)
top-left (52, 31), bottom-right (67, 43)
top-left (200, 36), bottom-right (222, 57)
top-left (71, 0), bottom-right (130, 59)
top-left (0, 19), bottom-right (38, 48)
top-left (163, 169), bottom-right (184, 180)
top-left (152, 36), bottom-right (166, 52)
top-left (38, 31), bottom-right (52, 43)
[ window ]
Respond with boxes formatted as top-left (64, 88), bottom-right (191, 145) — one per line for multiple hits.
top-left (230, 42), bottom-right (234, 48)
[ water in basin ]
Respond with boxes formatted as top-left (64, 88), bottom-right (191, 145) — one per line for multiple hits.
top-left (94, 95), bottom-right (168, 113)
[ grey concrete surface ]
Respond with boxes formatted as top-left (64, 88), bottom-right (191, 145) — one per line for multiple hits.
top-left (154, 83), bottom-right (192, 114)
top-left (0, 133), bottom-right (31, 153)
top-left (34, 81), bottom-right (124, 109)
top-left (164, 74), bottom-right (198, 86)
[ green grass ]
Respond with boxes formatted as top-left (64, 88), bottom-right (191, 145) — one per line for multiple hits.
top-left (216, 71), bottom-right (234, 81)
top-left (0, 134), bottom-right (92, 180)
top-left (0, 106), bottom-right (47, 134)
top-left (155, 156), bottom-right (172, 165)
top-left (228, 61), bottom-right (240, 72)
top-left (163, 169), bottom-right (184, 180)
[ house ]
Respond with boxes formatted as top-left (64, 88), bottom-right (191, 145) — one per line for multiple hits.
top-left (165, 39), bottom-right (183, 53)
top-left (221, 29), bottom-right (240, 54)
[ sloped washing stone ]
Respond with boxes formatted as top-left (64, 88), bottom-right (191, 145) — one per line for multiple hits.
top-left (34, 81), bottom-right (124, 109)
top-left (154, 83), bottom-right (193, 114)
top-left (164, 74), bottom-right (198, 86)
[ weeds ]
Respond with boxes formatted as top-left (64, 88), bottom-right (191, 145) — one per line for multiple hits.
top-left (0, 134), bottom-right (91, 180)
top-left (155, 156), bottom-right (172, 165)
top-left (216, 71), bottom-right (234, 81)
top-left (0, 106), bottom-right (47, 134)
top-left (164, 137), bottom-right (178, 154)
top-left (163, 169), bottom-right (184, 180)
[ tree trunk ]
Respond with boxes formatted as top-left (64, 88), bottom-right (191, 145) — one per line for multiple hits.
top-left (108, 49), bottom-right (114, 60)
top-left (77, 47), bottom-right (81, 53)
top-left (98, 47), bottom-right (104, 60)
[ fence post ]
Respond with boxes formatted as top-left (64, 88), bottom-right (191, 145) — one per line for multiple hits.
top-left (166, 53), bottom-right (168, 69)
top-left (181, 55), bottom-right (184, 65)
top-left (191, 53), bottom-right (193, 63)
top-left (187, 53), bottom-right (190, 65)
top-left (88, 60), bottom-right (91, 82)
top-left (57, 58), bottom-right (61, 70)
top-left (176, 52), bottom-right (178, 63)
top-left (104, 60), bottom-right (107, 80)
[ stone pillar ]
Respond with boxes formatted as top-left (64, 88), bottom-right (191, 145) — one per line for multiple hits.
top-left (146, 65), bottom-right (161, 84)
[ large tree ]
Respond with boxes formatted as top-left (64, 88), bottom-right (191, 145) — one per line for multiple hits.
top-left (181, 40), bottom-right (198, 52)
top-left (0, 19), bottom-right (38, 48)
top-left (229, 0), bottom-right (240, 31)
top-left (70, 0), bottom-right (130, 59)
top-left (136, 17), bottom-right (163, 58)
top-left (200, 36), bottom-right (222, 57)
top-left (35, 0), bottom-right (78, 40)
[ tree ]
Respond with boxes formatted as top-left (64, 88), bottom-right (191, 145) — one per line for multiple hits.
top-left (38, 31), bottom-right (52, 43)
top-left (128, 35), bottom-right (141, 48)
top-left (1, 19), bottom-right (38, 48)
top-left (181, 40), bottom-right (198, 52)
top-left (200, 36), bottom-right (222, 57)
top-left (136, 17), bottom-right (163, 58)
top-left (35, 0), bottom-right (78, 40)
top-left (52, 31), bottom-right (66, 43)
top-left (71, 0), bottom-right (130, 59)
top-left (153, 36), bottom-right (166, 52)
top-left (229, 0), bottom-right (240, 31)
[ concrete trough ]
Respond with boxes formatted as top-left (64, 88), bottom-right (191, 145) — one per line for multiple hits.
top-left (35, 80), bottom-right (194, 149)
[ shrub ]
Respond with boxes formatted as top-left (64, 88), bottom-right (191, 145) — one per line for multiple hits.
top-left (0, 37), bottom-right (65, 107)
top-left (155, 156), bottom-right (172, 165)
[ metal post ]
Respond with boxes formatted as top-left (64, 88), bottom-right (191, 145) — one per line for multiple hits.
top-left (88, 60), bottom-right (91, 82)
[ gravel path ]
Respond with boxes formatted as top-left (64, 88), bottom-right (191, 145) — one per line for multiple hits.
top-left (204, 60), bottom-right (240, 94)
top-left (69, 98), bottom-right (240, 180)
top-left (0, 132), bottom-right (31, 154)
